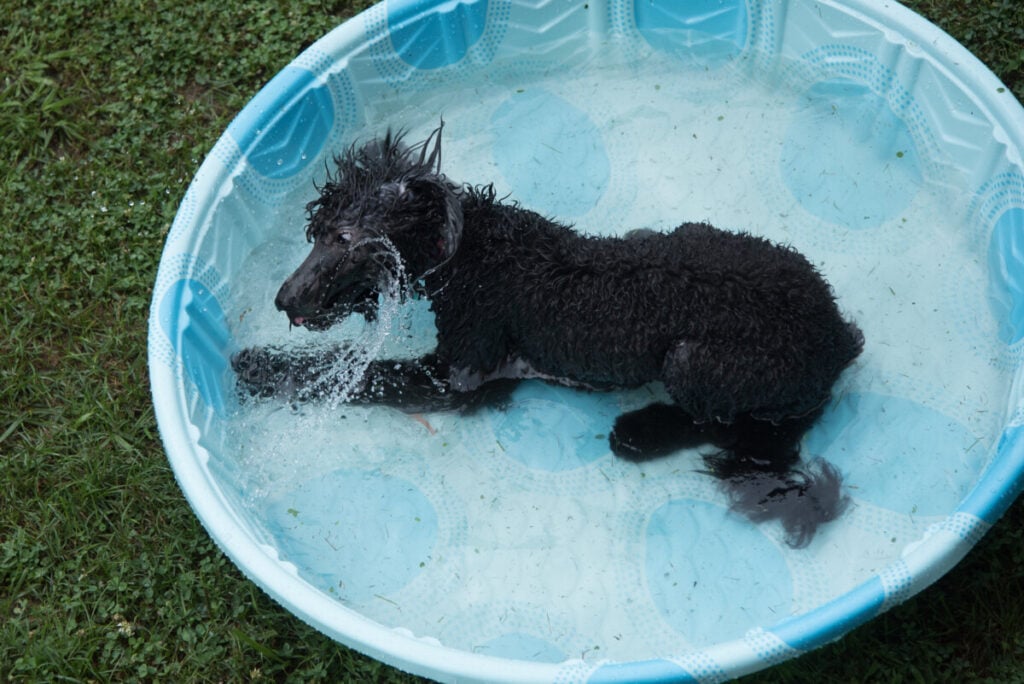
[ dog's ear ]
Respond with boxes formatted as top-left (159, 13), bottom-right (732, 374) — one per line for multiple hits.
top-left (404, 179), bottom-right (462, 281)
top-left (439, 184), bottom-right (463, 262)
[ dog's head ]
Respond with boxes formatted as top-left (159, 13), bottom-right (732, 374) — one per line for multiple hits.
top-left (275, 123), bottom-right (463, 330)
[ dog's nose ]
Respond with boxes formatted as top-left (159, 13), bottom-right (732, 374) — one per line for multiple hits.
top-left (275, 274), bottom-right (303, 313)
top-left (274, 288), bottom-right (289, 312)
top-left (275, 279), bottom-right (314, 327)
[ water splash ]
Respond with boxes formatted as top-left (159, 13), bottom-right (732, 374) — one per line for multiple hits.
top-left (301, 236), bottom-right (412, 408)
top-left (227, 235), bottom-right (419, 504)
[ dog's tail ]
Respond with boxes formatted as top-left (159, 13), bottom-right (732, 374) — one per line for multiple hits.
top-left (701, 411), bottom-right (849, 549)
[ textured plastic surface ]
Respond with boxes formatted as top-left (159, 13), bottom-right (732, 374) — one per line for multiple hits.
top-left (149, 1), bottom-right (1024, 681)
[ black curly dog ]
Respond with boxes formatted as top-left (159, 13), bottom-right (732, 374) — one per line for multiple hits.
top-left (233, 123), bottom-right (864, 547)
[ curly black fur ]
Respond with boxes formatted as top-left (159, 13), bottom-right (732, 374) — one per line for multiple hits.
top-left (234, 122), bottom-right (864, 548)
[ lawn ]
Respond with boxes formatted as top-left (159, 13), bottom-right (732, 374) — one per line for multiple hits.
top-left (2, 0), bottom-right (1023, 681)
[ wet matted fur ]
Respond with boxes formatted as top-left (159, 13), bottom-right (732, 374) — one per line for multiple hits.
top-left (233, 123), bottom-right (864, 547)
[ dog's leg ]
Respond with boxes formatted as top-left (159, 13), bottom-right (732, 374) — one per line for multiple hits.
top-left (609, 401), bottom-right (846, 547)
top-left (347, 353), bottom-right (516, 413)
top-left (231, 347), bottom-right (514, 413)
top-left (620, 340), bottom-right (849, 548)
top-left (608, 402), bottom-right (813, 464)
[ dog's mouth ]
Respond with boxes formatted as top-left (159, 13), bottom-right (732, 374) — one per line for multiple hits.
top-left (287, 286), bottom-right (379, 330)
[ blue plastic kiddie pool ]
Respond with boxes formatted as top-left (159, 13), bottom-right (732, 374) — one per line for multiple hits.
top-left (150, 1), bottom-right (1024, 681)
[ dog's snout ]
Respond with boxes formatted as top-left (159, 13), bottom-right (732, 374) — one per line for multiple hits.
top-left (275, 274), bottom-right (301, 313)
top-left (274, 280), bottom-right (294, 313)
top-left (274, 270), bottom-right (317, 326)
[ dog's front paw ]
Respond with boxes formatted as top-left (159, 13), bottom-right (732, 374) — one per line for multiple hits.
top-left (231, 347), bottom-right (296, 399)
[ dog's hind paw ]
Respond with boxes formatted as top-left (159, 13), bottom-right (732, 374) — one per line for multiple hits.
top-left (609, 403), bottom-right (712, 461)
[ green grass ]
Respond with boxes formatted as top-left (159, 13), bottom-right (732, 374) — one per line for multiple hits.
top-left (1, 0), bottom-right (1022, 681)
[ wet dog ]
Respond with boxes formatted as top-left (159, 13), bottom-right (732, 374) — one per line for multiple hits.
top-left (233, 124), bottom-right (863, 547)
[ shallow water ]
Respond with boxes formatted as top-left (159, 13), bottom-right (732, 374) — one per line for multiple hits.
top-left (220, 47), bottom-right (1013, 662)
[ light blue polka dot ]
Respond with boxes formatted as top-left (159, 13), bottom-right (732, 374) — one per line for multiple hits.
top-left (589, 659), bottom-right (697, 684)
top-left (635, 0), bottom-right (747, 65)
top-left (987, 207), bottom-right (1024, 344)
top-left (780, 78), bottom-right (922, 230)
top-left (228, 66), bottom-right (333, 179)
top-left (158, 279), bottom-right (229, 414)
top-left (476, 632), bottom-right (566, 663)
top-left (645, 499), bottom-right (792, 646)
top-left (490, 382), bottom-right (617, 471)
top-left (491, 89), bottom-right (609, 218)
top-left (266, 468), bottom-right (438, 603)
top-left (387, 0), bottom-right (488, 69)
top-left (804, 392), bottom-right (984, 516)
